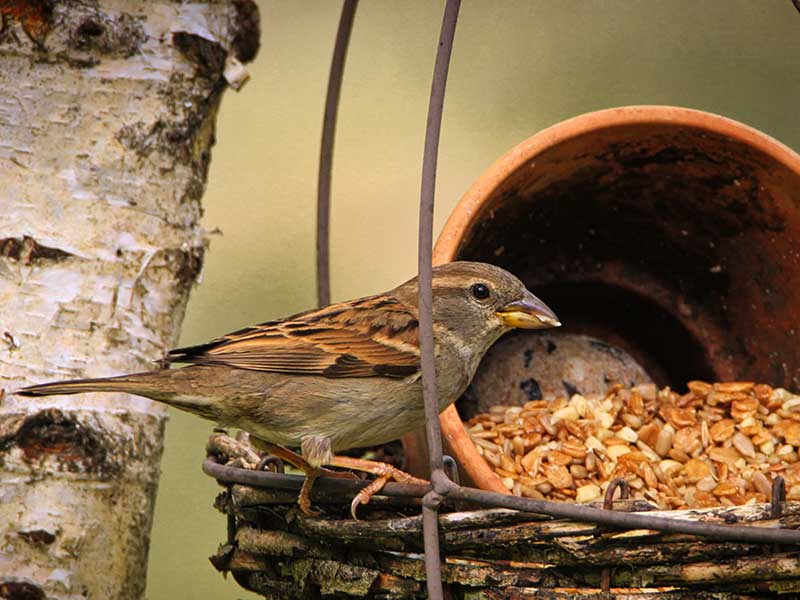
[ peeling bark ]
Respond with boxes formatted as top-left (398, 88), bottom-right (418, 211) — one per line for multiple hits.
top-left (0, 1), bottom-right (259, 598)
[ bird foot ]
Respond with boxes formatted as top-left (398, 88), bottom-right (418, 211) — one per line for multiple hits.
top-left (207, 433), bottom-right (362, 515)
top-left (327, 456), bottom-right (428, 519)
top-left (298, 468), bottom-right (321, 516)
top-left (225, 438), bottom-right (355, 515)
top-left (294, 465), bottom-right (359, 516)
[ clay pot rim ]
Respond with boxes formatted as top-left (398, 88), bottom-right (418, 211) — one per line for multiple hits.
top-left (433, 105), bottom-right (800, 495)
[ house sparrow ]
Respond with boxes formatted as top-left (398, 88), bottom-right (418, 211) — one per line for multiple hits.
top-left (18, 261), bottom-right (559, 515)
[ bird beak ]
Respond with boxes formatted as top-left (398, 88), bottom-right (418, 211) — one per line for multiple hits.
top-left (496, 290), bottom-right (561, 329)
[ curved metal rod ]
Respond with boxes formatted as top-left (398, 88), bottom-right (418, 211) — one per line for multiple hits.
top-left (601, 478), bottom-right (630, 592)
top-left (203, 458), bottom-right (427, 498)
top-left (772, 475), bottom-right (787, 519)
top-left (446, 483), bottom-right (800, 546)
top-left (603, 477), bottom-right (630, 510)
top-left (419, 0), bottom-right (461, 478)
top-left (204, 459), bottom-right (800, 546)
top-left (317, 0), bottom-right (358, 307)
top-left (442, 454), bottom-right (461, 486)
top-left (418, 2), bottom-right (462, 598)
top-left (256, 455), bottom-right (284, 474)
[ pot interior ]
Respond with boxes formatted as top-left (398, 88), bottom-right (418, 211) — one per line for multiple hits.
top-left (449, 115), bottom-right (800, 419)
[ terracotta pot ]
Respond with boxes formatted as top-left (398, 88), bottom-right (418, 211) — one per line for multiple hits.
top-left (405, 105), bottom-right (800, 493)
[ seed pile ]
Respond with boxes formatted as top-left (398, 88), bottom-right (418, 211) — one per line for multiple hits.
top-left (467, 382), bottom-right (800, 508)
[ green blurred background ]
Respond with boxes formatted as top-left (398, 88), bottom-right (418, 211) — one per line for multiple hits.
top-left (146, 1), bottom-right (800, 597)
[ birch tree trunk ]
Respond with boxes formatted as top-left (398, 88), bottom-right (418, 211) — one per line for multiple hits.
top-left (0, 1), bottom-right (258, 598)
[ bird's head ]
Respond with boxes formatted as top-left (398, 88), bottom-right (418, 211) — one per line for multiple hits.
top-left (393, 261), bottom-right (560, 355)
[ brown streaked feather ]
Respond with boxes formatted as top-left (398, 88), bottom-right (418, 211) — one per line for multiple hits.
top-left (167, 295), bottom-right (420, 378)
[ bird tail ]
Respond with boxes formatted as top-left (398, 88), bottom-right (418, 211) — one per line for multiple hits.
top-left (17, 368), bottom-right (226, 421)
top-left (17, 372), bottom-right (171, 401)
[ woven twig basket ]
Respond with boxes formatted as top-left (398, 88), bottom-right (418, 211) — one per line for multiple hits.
top-left (207, 465), bottom-right (800, 599)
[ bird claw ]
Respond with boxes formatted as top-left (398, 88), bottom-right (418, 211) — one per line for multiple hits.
top-left (329, 459), bottom-right (428, 519)
top-left (350, 494), bottom-right (364, 520)
top-left (299, 496), bottom-right (321, 517)
top-left (349, 475), bottom-right (390, 519)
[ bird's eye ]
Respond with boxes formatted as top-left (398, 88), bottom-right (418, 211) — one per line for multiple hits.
top-left (471, 283), bottom-right (490, 300)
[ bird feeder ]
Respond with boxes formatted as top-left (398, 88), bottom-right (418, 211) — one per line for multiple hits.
top-left (206, 105), bottom-right (800, 598)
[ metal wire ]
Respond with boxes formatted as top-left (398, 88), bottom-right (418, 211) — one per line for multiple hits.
top-left (603, 478), bottom-right (630, 510)
top-left (600, 478), bottom-right (630, 592)
top-left (203, 458), bottom-right (426, 497)
top-left (317, 0), bottom-right (358, 308)
top-left (793, 0), bottom-right (800, 16)
top-left (773, 476), bottom-right (787, 519)
top-left (255, 455), bottom-right (284, 473)
top-left (444, 481), bottom-right (800, 545)
top-left (419, 0), bottom-right (461, 477)
top-left (204, 459), bottom-right (800, 546)
top-left (418, 1), bottom-right (461, 598)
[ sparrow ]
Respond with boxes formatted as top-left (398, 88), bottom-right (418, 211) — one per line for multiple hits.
top-left (18, 261), bottom-right (560, 516)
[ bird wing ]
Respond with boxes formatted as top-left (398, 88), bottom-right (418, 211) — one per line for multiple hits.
top-left (166, 295), bottom-right (421, 378)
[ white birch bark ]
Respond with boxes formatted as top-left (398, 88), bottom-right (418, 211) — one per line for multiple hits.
top-left (0, 1), bottom-right (258, 598)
